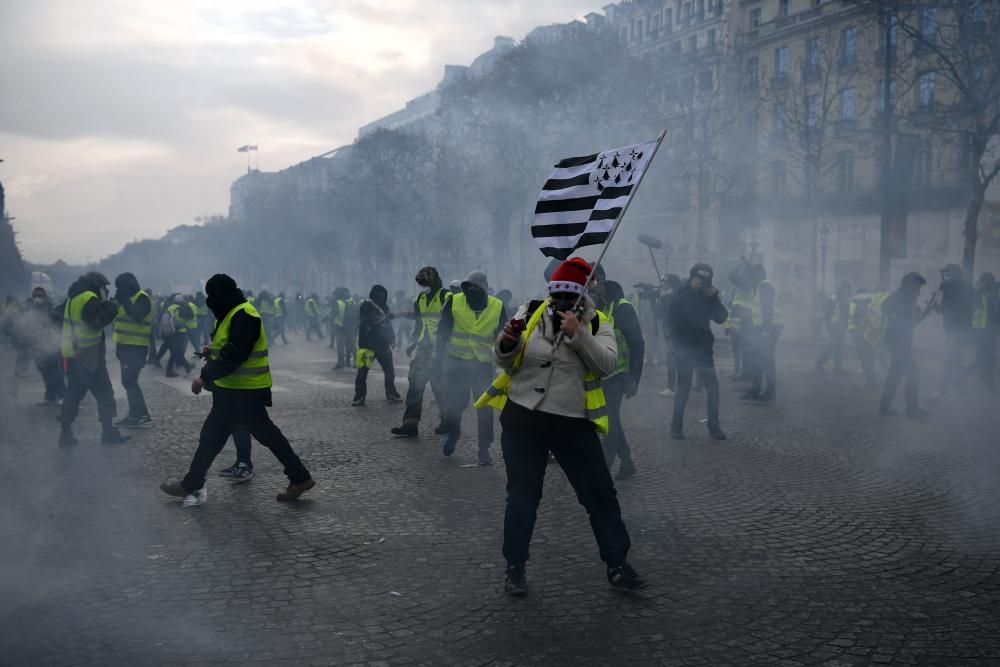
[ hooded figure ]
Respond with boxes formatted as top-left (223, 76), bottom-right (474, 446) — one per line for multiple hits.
top-left (57, 271), bottom-right (130, 446)
top-left (351, 284), bottom-right (401, 406)
top-left (880, 272), bottom-right (931, 417)
top-left (112, 272), bottom-right (154, 428)
top-left (436, 270), bottom-right (508, 464)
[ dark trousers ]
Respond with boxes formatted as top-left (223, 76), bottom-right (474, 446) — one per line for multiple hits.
top-left (353, 344), bottom-right (397, 400)
top-left (181, 391), bottom-right (309, 492)
top-left (749, 328), bottom-right (780, 396)
top-left (59, 357), bottom-right (117, 428)
top-left (671, 345), bottom-right (720, 431)
top-left (729, 331), bottom-right (742, 375)
top-left (602, 373), bottom-right (634, 468)
top-left (401, 344), bottom-right (445, 425)
top-left (165, 333), bottom-right (189, 373)
top-left (117, 345), bottom-right (149, 418)
top-left (272, 317), bottom-right (289, 345)
top-left (664, 337), bottom-right (677, 389)
top-left (881, 340), bottom-right (920, 410)
top-left (232, 424), bottom-right (253, 467)
top-left (851, 330), bottom-right (878, 387)
top-left (198, 316), bottom-right (213, 346)
top-left (817, 327), bottom-right (847, 371)
top-left (974, 331), bottom-right (996, 391)
top-left (500, 401), bottom-right (631, 567)
top-left (305, 316), bottom-right (323, 340)
top-left (35, 353), bottom-right (66, 401)
top-left (443, 357), bottom-right (495, 447)
top-left (940, 331), bottom-right (968, 396)
top-left (335, 326), bottom-right (353, 366)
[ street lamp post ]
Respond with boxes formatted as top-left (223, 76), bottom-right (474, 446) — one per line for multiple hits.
top-left (819, 223), bottom-right (830, 297)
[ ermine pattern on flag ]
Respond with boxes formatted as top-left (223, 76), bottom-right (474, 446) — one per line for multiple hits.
top-left (532, 140), bottom-right (658, 259)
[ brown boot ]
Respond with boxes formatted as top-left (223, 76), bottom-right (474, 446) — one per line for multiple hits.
top-left (277, 478), bottom-right (315, 502)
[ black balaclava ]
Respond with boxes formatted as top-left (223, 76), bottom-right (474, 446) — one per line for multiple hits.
top-left (369, 284), bottom-right (388, 308)
top-left (205, 273), bottom-right (245, 320)
top-left (114, 272), bottom-right (140, 300)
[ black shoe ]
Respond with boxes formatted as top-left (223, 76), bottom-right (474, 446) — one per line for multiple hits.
top-left (708, 427), bottom-right (727, 441)
top-left (101, 428), bottom-right (131, 445)
top-left (670, 426), bottom-right (684, 440)
top-left (351, 397), bottom-right (365, 407)
top-left (504, 564), bottom-right (528, 597)
top-left (231, 463), bottom-right (254, 485)
top-left (391, 423), bottom-right (418, 438)
top-left (442, 432), bottom-right (458, 457)
top-left (607, 563), bottom-right (647, 591)
top-left (219, 463), bottom-right (240, 478)
top-left (906, 407), bottom-right (929, 419)
top-left (58, 429), bottom-right (78, 447)
top-left (386, 393), bottom-right (403, 404)
top-left (615, 462), bottom-right (636, 480)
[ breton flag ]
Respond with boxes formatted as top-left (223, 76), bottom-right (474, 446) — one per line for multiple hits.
top-left (237, 145), bottom-right (258, 153)
top-left (532, 137), bottom-right (662, 259)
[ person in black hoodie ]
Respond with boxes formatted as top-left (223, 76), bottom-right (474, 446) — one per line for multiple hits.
top-left (58, 271), bottom-right (130, 446)
top-left (159, 274), bottom-right (314, 505)
top-left (667, 264), bottom-right (728, 440)
top-left (112, 272), bottom-right (154, 428)
top-left (352, 284), bottom-right (402, 407)
top-left (933, 263), bottom-right (974, 399)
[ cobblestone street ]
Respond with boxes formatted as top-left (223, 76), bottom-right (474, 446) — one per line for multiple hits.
top-left (2, 337), bottom-right (999, 666)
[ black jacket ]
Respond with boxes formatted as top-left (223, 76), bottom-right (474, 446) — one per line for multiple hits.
top-left (938, 279), bottom-right (974, 332)
top-left (358, 285), bottom-right (395, 350)
top-left (668, 283), bottom-right (728, 352)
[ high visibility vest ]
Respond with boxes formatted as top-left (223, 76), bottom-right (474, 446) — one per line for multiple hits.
top-left (166, 303), bottom-right (188, 333)
top-left (847, 302), bottom-right (858, 331)
top-left (196, 303), bottom-right (209, 317)
top-left (273, 297), bottom-right (284, 317)
top-left (211, 302), bottom-right (271, 390)
top-left (752, 281), bottom-right (783, 327)
top-left (726, 288), bottom-right (753, 328)
top-left (862, 292), bottom-right (890, 346)
top-left (61, 290), bottom-right (103, 358)
top-left (973, 294), bottom-right (988, 330)
top-left (417, 289), bottom-right (449, 343)
top-left (474, 298), bottom-right (609, 434)
top-left (179, 303), bottom-right (198, 331)
top-left (258, 298), bottom-right (275, 316)
top-left (829, 295), bottom-right (843, 324)
top-left (305, 298), bottom-right (319, 317)
top-left (606, 298), bottom-right (633, 377)
top-left (447, 293), bottom-right (503, 363)
top-left (113, 291), bottom-right (153, 347)
top-left (332, 299), bottom-right (346, 326)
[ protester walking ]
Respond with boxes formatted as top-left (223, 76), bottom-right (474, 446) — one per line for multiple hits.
top-left (352, 285), bottom-right (402, 406)
top-left (112, 273), bottom-right (154, 428)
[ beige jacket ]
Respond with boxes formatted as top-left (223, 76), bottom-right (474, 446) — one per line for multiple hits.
top-left (494, 297), bottom-right (618, 419)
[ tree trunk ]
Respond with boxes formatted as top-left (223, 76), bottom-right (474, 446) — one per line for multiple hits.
top-left (962, 189), bottom-right (983, 279)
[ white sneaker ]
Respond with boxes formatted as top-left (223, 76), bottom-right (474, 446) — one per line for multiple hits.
top-left (658, 388), bottom-right (675, 397)
top-left (183, 489), bottom-right (208, 507)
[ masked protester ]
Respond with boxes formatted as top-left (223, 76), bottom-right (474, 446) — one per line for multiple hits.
top-left (25, 287), bottom-right (65, 404)
top-left (743, 264), bottom-right (782, 401)
top-left (667, 264), bottom-right (729, 440)
top-left (933, 263), bottom-right (974, 399)
top-left (352, 284), bottom-right (402, 407)
top-left (436, 270), bottom-right (507, 465)
top-left (594, 279), bottom-right (645, 480)
top-left (391, 267), bottom-right (450, 437)
top-left (880, 272), bottom-right (933, 418)
top-left (112, 273), bottom-right (154, 428)
top-left (476, 257), bottom-right (645, 596)
top-left (159, 274), bottom-right (315, 505)
top-left (972, 272), bottom-right (999, 392)
top-left (304, 292), bottom-right (323, 341)
top-left (58, 271), bottom-right (131, 446)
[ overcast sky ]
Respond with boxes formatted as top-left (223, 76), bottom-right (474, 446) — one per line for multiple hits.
top-left (0, 0), bottom-right (598, 264)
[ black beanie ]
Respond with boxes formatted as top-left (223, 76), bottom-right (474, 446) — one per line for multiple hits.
top-left (206, 274), bottom-right (238, 299)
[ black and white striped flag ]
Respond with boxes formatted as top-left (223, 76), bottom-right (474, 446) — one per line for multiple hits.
top-left (532, 139), bottom-right (660, 259)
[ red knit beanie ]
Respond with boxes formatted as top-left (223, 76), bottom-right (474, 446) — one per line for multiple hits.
top-left (548, 257), bottom-right (592, 295)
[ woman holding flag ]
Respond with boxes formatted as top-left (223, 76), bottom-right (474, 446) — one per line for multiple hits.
top-left (476, 257), bottom-right (646, 596)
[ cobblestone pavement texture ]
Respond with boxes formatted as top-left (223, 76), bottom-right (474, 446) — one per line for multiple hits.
top-left (1, 336), bottom-right (999, 666)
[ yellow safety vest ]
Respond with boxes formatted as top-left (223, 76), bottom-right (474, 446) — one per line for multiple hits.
top-left (333, 299), bottom-right (346, 327)
top-left (258, 298), bottom-right (275, 316)
top-left (863, 292), bottom-right (890, 346)
top-left (196, 303), bottom-right (209, 317)
top-left (752, 281), bottom-right (783, 327)
top-left (305, 298), bottom-right (319, 317)
top-left (61, 290), bottom-right (103, 358)
top-left (166, 303), bottom-right (188, 333)
top-left (606, 298), bottom-right (632, 377)
top-left (417, 289), bottom-right (449, 343)
top-left (847, 302), bottom-right (858, 332)
top-left (972, 294), bottom-right (987, 330)
top-left (726, 288), bottom-right (753, 329)
top-left (475, 298), bottom-right (609, 434)
top-left (113, 291), bottom-right (153, 347)
top-left (211, 302), bottom-right (271, 390)
top-left (273, 297), bottom-right (284, 317)
top-left (447, 293), bottom-right (503, 363)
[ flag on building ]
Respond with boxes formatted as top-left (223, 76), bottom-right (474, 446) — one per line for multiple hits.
top-left (532, 139), bottom-right (660, 259)
top-left (237, 145), bottom-right (250, 153)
